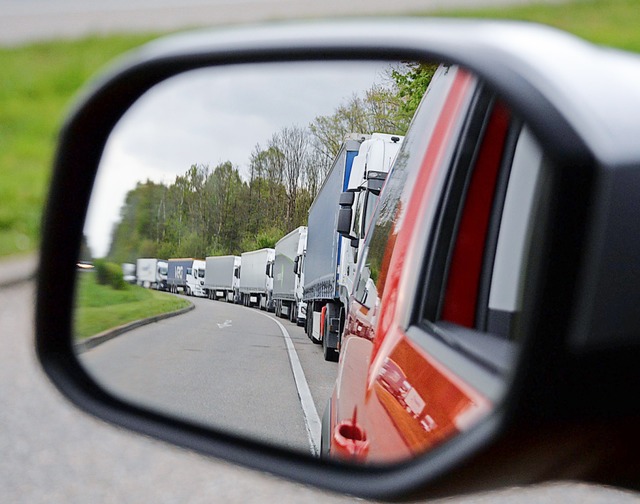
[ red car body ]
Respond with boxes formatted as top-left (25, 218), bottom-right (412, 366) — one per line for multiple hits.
top-left (326, 64), bottom-right (535, 463)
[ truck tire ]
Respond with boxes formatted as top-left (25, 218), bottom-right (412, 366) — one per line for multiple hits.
top-left (322, 330), bottom-right (338, 362)
top-left (320, 399), bottom-right (332, 460)
top-left (322, 306), bottom-right (339, 362)
top-left (289, 302), bottom-right (297, 323)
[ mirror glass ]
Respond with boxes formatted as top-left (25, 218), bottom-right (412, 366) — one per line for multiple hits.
top-left (75, 60), bottom-right (535, 464)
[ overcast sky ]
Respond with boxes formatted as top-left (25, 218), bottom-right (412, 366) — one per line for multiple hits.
top-left (84, 61), bottom-right (394, 258)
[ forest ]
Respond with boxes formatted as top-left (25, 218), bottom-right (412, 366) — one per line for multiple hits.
top-left (100, 62), bottom-right (436, 264)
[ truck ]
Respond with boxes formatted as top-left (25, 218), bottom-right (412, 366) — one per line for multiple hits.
top-left (239, 248), bottom-right (275, 310)
top-left (204, 255), bottom-right (241, 302)
top-left (167, 258), bottom-right (206, 297)
top-left (121, 263), bottom-right (136, 284)
top-left (273, 226), bottom-right (307, 325)
top-left (135, 258), bottom-right (168, 290)
top-left (304, 133), bottom-right (403, 361)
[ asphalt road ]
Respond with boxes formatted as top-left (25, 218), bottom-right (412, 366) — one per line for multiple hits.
top-left (0, 0), bottom-right (564, 46)
top-left (3, 270), bottom-right (640, 502)
top-left (79, 295), bottom-right (337, 454)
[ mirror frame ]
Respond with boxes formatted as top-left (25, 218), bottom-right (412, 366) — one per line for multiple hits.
top-left (38, 19), bottom-right (640, 500)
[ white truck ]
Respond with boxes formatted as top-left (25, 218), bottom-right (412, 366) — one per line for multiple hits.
top-left (239, 248), bottom-right (275, 310)
top-left (304, 133), bottom-right (403, 361)
top-left (121, 263), bottom-right (136, 284)
top-left (135, 258), bottom-right (168, 290)
top-left (167, 258), bottom-right (206, 297)
top-left (273, 226), bottom-right (307, 325)
top-left (204, 255), bottom-right (241, 302)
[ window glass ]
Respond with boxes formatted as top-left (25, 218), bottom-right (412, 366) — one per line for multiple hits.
top-left (485, 127), bottom-right (544, 337)
top-left (351, 191), bottom-right (363, 239)
top-left (354, 65), bottom-right (460, 306)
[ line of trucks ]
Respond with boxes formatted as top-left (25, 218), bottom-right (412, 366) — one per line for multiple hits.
top-left (126, 133), bottom-right (403, 361)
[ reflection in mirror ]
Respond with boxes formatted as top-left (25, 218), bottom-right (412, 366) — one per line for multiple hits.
top-left (75, 60), bottom-right (537, 464)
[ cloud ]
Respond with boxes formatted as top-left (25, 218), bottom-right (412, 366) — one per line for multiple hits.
top-left (85, 60), bottom-right (391, 257)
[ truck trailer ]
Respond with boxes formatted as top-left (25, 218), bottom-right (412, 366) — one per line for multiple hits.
top-left (135, 258), bottom-right (168, 290)
top-left (167, 258), bottom-right (206, 297)
top-left (304, 133), bottom-right (403, 361)
top-left (239, 248), bottom-right (275, 310)
top-left (273, 226), bottom-right (307, 325)
top-left (204, 255), bottom-right (241, 302)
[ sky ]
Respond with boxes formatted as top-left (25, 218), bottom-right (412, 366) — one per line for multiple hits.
top-left (84, 61), bottom-right (394, 258)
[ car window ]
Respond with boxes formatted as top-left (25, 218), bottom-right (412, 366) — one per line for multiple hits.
top-left (409, 103), bottom-right (546, 378)
top-left (484, 127), bottom-right (545, 338)
top-left (354, 65), bottom-right (467, 309)
top-left (433, 118), bottom-right (544, 340)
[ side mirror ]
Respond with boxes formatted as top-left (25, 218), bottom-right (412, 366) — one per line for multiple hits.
top-left (336, 206), bottom-right (353, 238)
top-left (35, 18), bottom-right (640, 502)
top-left (337, 189), bottom-right (357, 238)
top-left (293, 255), bottom-right (300, 275)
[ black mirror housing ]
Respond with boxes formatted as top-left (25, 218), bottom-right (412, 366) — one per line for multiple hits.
top-left (337, 206), bottom-right (354, 238)
top-left (35, 19), bottom-right (640, 501)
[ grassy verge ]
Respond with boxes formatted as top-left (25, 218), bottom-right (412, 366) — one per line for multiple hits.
top-left (2, 1), bottom-right (640, 258)
top-left (0, 33), bottom-right (161, 258)
top-left (74, 272), bottom-right (191, 340)
top-left (432, 0), bottom-right (640, 53)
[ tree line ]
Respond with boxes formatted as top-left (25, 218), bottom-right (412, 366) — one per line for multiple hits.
top-left (104, 62), bottom-right (437, 264)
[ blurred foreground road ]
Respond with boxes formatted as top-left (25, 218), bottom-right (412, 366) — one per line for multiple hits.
top-left (0, 0), bottom-right (563, 45)
top-left (2, 259), bottom-right (640, 502)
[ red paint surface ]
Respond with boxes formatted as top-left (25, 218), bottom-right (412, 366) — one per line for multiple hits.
top-left (331, 69), bottom-right (492, 463)
top-left (441, 102), bottom-right (511, 327)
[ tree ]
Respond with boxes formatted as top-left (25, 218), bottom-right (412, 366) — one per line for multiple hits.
top-left (390, 62), bottom-right (438, 129)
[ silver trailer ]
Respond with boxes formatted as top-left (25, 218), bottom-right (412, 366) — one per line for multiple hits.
top-left (304, 134), bottom-right (402, 361)
top-left (239, 248), bottom-right (275, 310)
top-left (204, 255), bottom-right (241, 302)
top-left (273, 226), bottom-right (307, 325)
top-left (135, 258), bottom-right (168, 290)
top-left (303, 137), bottom-right (364, 360)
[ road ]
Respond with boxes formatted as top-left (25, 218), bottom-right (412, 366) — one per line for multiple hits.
top-left (0, 0), bottom-right (566, 46)
top-left (3, 266), bottom-right (640, 502)
top-left (79, 296), bottom-right (336, 454)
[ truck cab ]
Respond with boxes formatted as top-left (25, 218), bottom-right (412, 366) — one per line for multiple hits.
top-left (186, 259), bottom-right (207, 297)
top-left (337, 134), bottom-right (403, 311)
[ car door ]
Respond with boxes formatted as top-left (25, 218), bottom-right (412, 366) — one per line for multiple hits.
top-left (329, 64), bottom-right (546, 464)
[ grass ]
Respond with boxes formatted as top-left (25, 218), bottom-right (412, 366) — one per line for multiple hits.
top-left (74, 272), bottom-right (191, 339)
top-left (432, 0), bottom-right (640, 53)
top-left (2, 1), bottom-right (640, 258)
top-left (0, 34), bottom-right (161, 257)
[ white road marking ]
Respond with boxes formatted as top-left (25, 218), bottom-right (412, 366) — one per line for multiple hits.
top-left (258, 312), bottom-right (321, 457)
top-left (216, 320), bottom-right (233, 329)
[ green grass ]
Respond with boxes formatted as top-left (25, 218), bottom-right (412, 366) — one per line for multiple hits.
top-left (74, 272), bottom-right (191, 339)
top-left (2, 1), bottom-right (640, 258)
top-left (0, 34), bottom-right (161, 257)
top-left (432, 0), bottom-right (640, 53)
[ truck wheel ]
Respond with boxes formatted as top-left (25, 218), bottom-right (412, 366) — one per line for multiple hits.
top-left (320, 399), bottom-right (332, 460)
top-left (322, 312), bottom-right (339, 362)
top-left (322, 332), bottom-right (338, 362)
top-left (289, 303), bottom-right (297, 323)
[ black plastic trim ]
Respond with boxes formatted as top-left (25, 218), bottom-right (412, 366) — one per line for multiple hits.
top-left (36, 28), bottom-right (599, 501)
